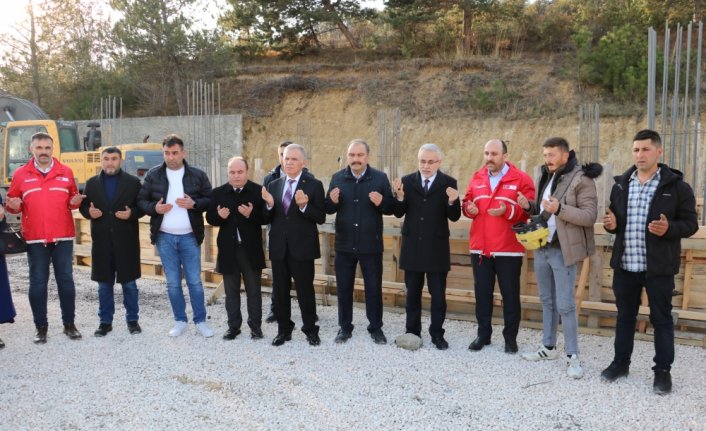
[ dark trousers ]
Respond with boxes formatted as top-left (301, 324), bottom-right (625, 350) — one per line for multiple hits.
top-left (612, 268), bottom-right (675, 370)
top-left (272, 255), bottom-right (318, 336)
top-left (405, 270), bottom-right (448, 338)
top-left (223, 245), bottom-right (262, 331)
top-left (335, 251), bottom-right (383, 333)
top-left (471, 254), bottom-right (522, 342)
top-left (27, 241), bottom-right (76, 326)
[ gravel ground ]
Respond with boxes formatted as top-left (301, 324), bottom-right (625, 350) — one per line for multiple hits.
top-left (0, 254), bottom-right (705, 431)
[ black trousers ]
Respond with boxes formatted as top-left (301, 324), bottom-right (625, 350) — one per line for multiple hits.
top-left (405, 270), bottom-right (448, 338)
top-left (223, 245), bottom-right (262, 331)
top-left (612, 268), bottom-right (675, 370)
top-left (272, 254), bottom-right (318, 336)
top-left (471, 254), bottom-right (522, 342)
top-left (335, 251), bottom-right (383, 333)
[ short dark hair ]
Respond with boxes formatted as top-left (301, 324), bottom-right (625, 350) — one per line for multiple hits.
top-left (543, 137), bottom-right (570, 152)
top-left (279, 140), bottom-right (293, 149)
top-left (348, 138), bottom-right (370, 154)
top-left (31, 132), bottom-right (53, 143)
top-left (163, 134), bottom-right (184, 148)
top-left (101, 146), bottom-right (122, 157)
top-left (633, 129), bottom-right (662, 148)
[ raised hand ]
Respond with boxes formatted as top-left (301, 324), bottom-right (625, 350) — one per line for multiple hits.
top-left (70, 194), bottom-right (86, 206)
top-left (517, 191), bottom-right (530, 210)
top-left (88, 202), bottom-right (103, 219)
top-left (465, 200), bottom-right (479, 216)
top-left (155, 198), bottom-right (173, 214)
top-left (541, 196), bottom-right (560, 214)
top-left (487, 202), bottom-right (507, 217)
top-left (603, 208), bottom-right (616, 230)
top-left (446, 187), bottom-right (459, 203)
top-left (175, 194), bottom-right (194, 209)
top-left (6, 197), bottom-right (22, 211)
top-left (648, 213), bottom-right (669, 237)
top-left (392, 178), bottom-right (404, 201)
top-left (237, 202), bottom-right (253, 218)
top-left (369, 191), bottom-right (383, 207)
top-left (262, 186), bottom-right (274, 207)
top-left (329, 187), bottom-right (341, 204)
top-left (294, 189), bottom-right (308, 208)
top-left (217, 205), bottom-right (231, 219)
top-left (115, 205), bottom-right (132, 220)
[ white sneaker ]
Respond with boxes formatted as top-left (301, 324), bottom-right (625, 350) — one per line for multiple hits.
top-left (195, 322), bottom-right (213, 338)
top-left (567, 354), bottom-right (584, 379)
top-left (521, 345), bottom-right (560, 361)
top-left (169, 321), bottom-right (188, 337)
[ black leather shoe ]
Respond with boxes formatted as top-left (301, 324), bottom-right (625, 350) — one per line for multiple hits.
top-left (251, 327), bottom-right (264, 339)
top-left (601, 361), bottom-right (630, 382)
top-left (272, 333), bottom-right (292, 346)
top-left (63, 323), bottom-right (82, 340)
top-left (334, 329), bottom-right (352, 344)
top-left (127, 321), bottom-right (142, 335)
top-left (33, 326), bottom-right (48, 344)
top-left (0, 337), bottom-right (4, 349)
top-left (468, 337), bottom-right (491, 351)
top-left (653, 368), bottom-right (672, 395)
top-left (223, 328), bottom-right (241, 340)
top-left (370, 329), bottom-right (387, 345)
top-left (431, 336), bottom-right (449, 350)
top-left (504, 339), bottom-right (518, 354)
top-left (94, 323), bottom-right (113, 337)
top-left (306, 333), bottom-right (321, 346)
top-left (265, 312), bottom-right (277, 323)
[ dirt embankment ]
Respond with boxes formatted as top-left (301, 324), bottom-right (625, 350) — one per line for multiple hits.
top-left (222, 58), bottom-right (645, 185)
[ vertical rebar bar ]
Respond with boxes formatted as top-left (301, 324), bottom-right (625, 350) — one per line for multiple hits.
top-left (670, 24), bottom-right (682, 166)
top-left (661, 24), bottom-right (670, 138)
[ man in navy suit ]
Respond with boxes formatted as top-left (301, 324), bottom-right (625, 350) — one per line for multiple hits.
top-left (393, 143), bottom-right (461, 349)
top-left (262, 144), bottom-right (326, 346)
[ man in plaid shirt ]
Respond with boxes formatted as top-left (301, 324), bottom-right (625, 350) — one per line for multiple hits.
top-left (601, 129), bottom-right (698, 395)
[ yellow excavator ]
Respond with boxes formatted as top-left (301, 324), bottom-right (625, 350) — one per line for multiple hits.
top-left (0, 94), bottom-right (162, 192)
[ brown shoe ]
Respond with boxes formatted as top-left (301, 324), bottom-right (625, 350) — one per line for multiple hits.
top-left (63, 323), bottom-right (82, 340)
top-left (33, 326), bottom-right (48, 344)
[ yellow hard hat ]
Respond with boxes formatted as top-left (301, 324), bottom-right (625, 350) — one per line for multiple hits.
top-left (512, 217), bottom-right (550, 250)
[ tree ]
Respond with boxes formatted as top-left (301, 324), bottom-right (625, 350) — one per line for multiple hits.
top-left (220, 0), bottom-right (373, 54)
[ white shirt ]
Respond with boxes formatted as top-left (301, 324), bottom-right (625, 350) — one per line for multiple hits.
top-left (160, 167), bottom-right (193, 235)
top-left (542, 174), bottom-right (557, 242)
top-left (421, 172), bottom-right (437, 189)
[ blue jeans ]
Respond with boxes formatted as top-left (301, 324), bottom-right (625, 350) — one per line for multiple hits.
top-left (27, 241), bottom-right (76, 326)
top-left (156, 232), bottom-right (207, 323)
top-left (534, 246), bottom-right (579, 355)
top-left (98, 278), bottom-right (139, 324)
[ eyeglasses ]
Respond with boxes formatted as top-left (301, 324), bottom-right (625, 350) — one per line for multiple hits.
top-left (418, 159), bottom-right (440, 166)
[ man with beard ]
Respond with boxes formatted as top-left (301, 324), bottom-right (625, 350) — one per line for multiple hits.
top-left (325, 139), bottom-right (394, 345)
top-left (6, 132), bottom-right (85, 343)
top-left (80, 147), bottom-right (144, 337)
top-left (519, 137), bottom-right (601, 380)
top-left (462, 139), bottom-right (535, 354)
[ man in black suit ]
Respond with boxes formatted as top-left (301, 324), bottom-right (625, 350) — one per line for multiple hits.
top-left (262, 144), bottom-right (326, 346)
top-left (206, 157), bottom-right (267, 340)
top-left (392, 143), bottom-right (461, 349)
top-left (325, 139), bottom-right (394, 345)
top-left (79, 147), bottom-right (144, 337)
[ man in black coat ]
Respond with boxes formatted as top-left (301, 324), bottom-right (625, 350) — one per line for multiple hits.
top-left (206, 157), bottom-right (267, 340)
top-left (79, 147), bottom-right (144, 337)
top-left (325, 139), bottom-right (394, 345)
top-left (601, 129), bottom-right (698, 395)
top-left (393, 143), bottom-right (461, 349)
top-left (262, 140), bottom-right (292, 323)
top-left (262, 144), bottom-right (326, 347)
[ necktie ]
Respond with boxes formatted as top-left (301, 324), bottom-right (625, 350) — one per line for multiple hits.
top-left (235, 188), bottom-right (241, 194)
top-left (282, 179), bottom-right (295, 214)
top-left (424, 179), bottom-right (430, 194)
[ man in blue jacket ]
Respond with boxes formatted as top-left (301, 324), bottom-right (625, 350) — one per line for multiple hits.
top-left (325, 139), bottom-right (394, 344)
top-left (601, 129), bottom-right (698, 395)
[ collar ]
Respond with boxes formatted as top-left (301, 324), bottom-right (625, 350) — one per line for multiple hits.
top-left (420, 172), bottom-right (437, 183)
top-left (629, 168), bottom-right (661, 184)
top-left (286, 172), bottom-right (303, 183)
top-left (33, 157), bottom-right (54, 174)
top-left (487, 163), bottom-right (509, 178)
